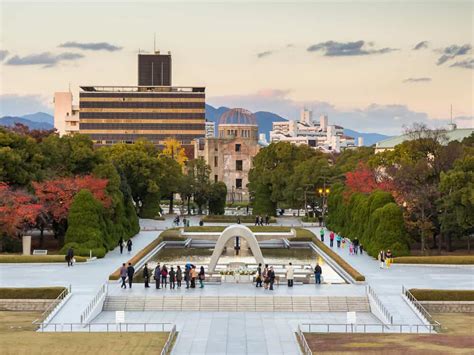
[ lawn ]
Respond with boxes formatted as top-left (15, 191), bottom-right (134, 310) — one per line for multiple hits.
top-left (0, 255), bottom-right (87, 263)
top-left (393, 255), bottom-right (474, 265)
top-left (0, 287), bottom-right (66, 299)
top-left (0, 311), bottom-right (171, 355)
top-left (301, 313), bottom-right (474, 354)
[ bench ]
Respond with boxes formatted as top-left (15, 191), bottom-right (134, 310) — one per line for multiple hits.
top-left (32, 249), bottom-right (48, 255)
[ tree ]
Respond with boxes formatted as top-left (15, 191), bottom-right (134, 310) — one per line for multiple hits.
top-left (208, 182), bottom-right (227, 215)
top-left (186, 158), bottom-right (211, 214)
top-left (345, 162), bottom-right (393, 195)
top-left (160, 138), bottom-right (188, 167)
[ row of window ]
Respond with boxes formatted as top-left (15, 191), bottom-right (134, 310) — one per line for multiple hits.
top-left (219, 130), bottom-right (255, 138)
top-left (80, 112), bottom-right (204, 119)
top-left (80, 102), bottom-right (205, 109)
top-left (80, 123), bottom-right (205, 130)
top-left (213, 158), bottom-right (243, 171)
top-left (81, 93), bottom-right (205, 99)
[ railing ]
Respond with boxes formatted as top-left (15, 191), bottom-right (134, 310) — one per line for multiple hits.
top-left (80, 282), bottom-right (107, 324)
top-left (366, 285), bottom-right (393, 324)
top-left (38, 322), bottom-right (175, 333)
top-left (33, 285), bottom-right (71, 326)
top-left (296, 326), bottom-right (312, 355)
top-left (402, 286), bottom-right (441, 331)
top-left (299, 322), bottom-right (439, 334)
top-left (160, 324), bottom-right (177, 355)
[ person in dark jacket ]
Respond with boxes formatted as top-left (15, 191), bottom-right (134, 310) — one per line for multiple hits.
top-left (176, 266), bottom-right (182, 288)
top-left (143, 263), bottom-right (150, 288)
top-left (314, 263), bottom-right (322, 284)
top-left (126, 239), bottom-right (132, 253)
top-left (353, 237), bottom-right (359, 255)
top-left (169, 267), bottom-right (176, 289)
top-left (154, 263), bottom-right (161, 289)
top-left (120, 263), bottom-right (127, 288)
top-left (198, 266), bottom-right (205, 288)
top-left (255, 263), bottom-right (263, 287)
top-left (269, 266), bottom-right (275, 290)
top-left (161, 265), bottom-right (168, 288)
top-left (66, 247), bottom-right (74, 267)
top-left (184, 265), bottom-right (190, 289)
top-left (127, 263), bottom-right (135, 288)
top-left (118, 238), bottom-right (124, 254)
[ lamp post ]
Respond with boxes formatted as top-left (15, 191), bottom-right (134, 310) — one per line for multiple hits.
top-left (317, 185), bottom-right (330, 227)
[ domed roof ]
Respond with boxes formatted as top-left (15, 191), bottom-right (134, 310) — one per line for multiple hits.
top-left (219, 108), bottom-right (257, 126)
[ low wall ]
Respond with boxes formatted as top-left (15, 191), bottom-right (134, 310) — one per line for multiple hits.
top-left (421, 301), bottom-right (474, 313)
top-left (0, 299), bottom-right (57, 311)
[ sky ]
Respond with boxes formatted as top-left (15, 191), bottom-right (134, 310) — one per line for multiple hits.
top-left (0, 0), bottom-right (473, 135)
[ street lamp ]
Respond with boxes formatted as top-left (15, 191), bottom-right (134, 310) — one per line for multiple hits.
top-left (317, 186), bottom-right (330, 227)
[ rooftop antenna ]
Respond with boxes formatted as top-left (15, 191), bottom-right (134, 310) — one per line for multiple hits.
top-left (154, 33), bottom-right (156, 53)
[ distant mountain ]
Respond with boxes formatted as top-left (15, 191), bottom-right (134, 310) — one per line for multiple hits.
top-left (22, 112), bottom-right (54, 125)
top-left (0, 116), bottom-right (54, 130)
top-left (343, 129), bottom-right (390, 147)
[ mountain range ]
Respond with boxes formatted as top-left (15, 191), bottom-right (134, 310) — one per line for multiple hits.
top-left (0, 106), bottom-right (389, 146)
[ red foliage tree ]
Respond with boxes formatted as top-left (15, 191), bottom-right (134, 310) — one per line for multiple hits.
top-left (345, 162), bottom-right (393, 195)
top-left (0, 183), bottom-right (43, 238)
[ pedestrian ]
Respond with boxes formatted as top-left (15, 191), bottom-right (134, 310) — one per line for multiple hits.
top-left (169, 267), bottom-right (176, 289)
top-left (265, 215), bottom-right (269, 225)
top-left (126, 239), bottom-right (132, 253)
top-left (314, 263), bottom-right (322, 284)
top-left (255, 215), bottom-right (259, 226)
top-left (120, 263), bottom-right (127, 288)
top-left (286, 262), bottom-right (294, 287)
top-left (353, 237), bottom-right (359, 255)
top-left (154, 263), bottom-right (161, 289)
top-left (191, 266), bottom-right (197, 288)
top-left (349, 243), bottom-right (354, 255)
top-left (359, 244), bottom-right (364, 255)
top-left (341, 238), bottom-right (346, 249)
top-left (65, 247), bottom-right (74, 267)
top-left (255, 263), bottom-right (263, 287)
top-left (336, 234), bottom-right (342, 248)
top-left (185, 265), bottom-right (191, 289)
top-left (161, 265), bottom-right (168, 288)
top-left (378, 250), bottom-right (385, 269)
top-left (320, 228), bottom-right (325, 242)
top-left (198, 266), bottom-right (205, 288)
top-left (127, 263), bottom-right (135, 288)
top-left (143, 263), bottom-right (150, 288)
top-left (118, 237), bottom-right (124, 254)
top-left (259, 216), bottom-right (264, 226)
top-left (176, 266), bottom-right (182, 288)
top-left (269, 266), bottom-right (275, 290)
top-left (329, 231), bottom-right (335, 247)
top-left (237, 216), bottom-right (241, 224)
top-left (263, 264), bottom-right (269, 289)
top-left (385, 250), bottom-right (393, 268)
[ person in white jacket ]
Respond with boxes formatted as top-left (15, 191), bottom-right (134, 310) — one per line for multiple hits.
top-left (286, 262), bottom-right (294, 287)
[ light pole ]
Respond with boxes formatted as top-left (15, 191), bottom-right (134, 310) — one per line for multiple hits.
top-left (317, 185), bottom-right (330, 227)
top-left (303, 184), bottom-right (314, 218)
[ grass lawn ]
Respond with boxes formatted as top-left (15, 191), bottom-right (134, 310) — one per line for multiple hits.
top-left (0, 255), bottom-right (87, 263)
top-left (0, 287), bottom-right (66, 299)
top-left (301, 313), bottom-right (474, 354)
top-left (0, 311), bottom-right (170, 355)
top-left (393, 255), bottom-right (474, 265)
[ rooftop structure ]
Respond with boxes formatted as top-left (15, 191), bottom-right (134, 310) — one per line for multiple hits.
top-left (138, 51), bottom-right (172, 86)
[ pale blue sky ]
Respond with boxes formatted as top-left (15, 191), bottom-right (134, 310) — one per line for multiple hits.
top-left (0, 1), bottom-right (472, 134)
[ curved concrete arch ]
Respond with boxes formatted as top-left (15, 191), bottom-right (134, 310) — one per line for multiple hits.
top-left (208, 224), bottom-right (264, 273)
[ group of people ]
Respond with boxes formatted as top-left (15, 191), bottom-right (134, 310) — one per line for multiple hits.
top-left (142, 263), bottom-right (206, 289)
top-left (321, 229), bottom-right (364, 255)
top-left (378, 250), bottom-right (393, 268)
top-left (254, 263), bottom-right (276, 290)
top-left (118, 237), bottom-right (133, 255)
top-left (119, 263), bottom-right (135, 288)
top-left (254, 215), bottom-right (270, 226)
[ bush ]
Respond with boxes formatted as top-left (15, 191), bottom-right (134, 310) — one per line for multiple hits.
top-left (409, 289), bottom-right (474, 301)
top-left (208, 182), bottom-right (227, 215)
top-left (184, 226), bottom-right (291, 233)
top-left (0, 287), bottom-right (67, 299)
top-left (201, 215), bottom-right (276, 223)
top-left (393, 255), bottom-right (474, 265)
top-left (0, 255), bottom-right (87, 263)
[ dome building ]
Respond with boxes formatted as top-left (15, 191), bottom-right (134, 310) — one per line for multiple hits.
top-left (194, 108), bottom-right (261, 202)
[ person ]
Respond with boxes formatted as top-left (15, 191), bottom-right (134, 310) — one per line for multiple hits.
top-left (190, 266), bottom-right (197, 288)
top-left (66, 247), bottom-right (74, 267)
top-left (329, 231), bottom-right (335, 247)
top-left (263, 264), bottom-right (269, 289)
top-left (314, 263), bottom-right (322, 284)
top-left (286, 262), bottom-right (294, 287)
top-left (265, 215), bottom-right (269, 225)
top-left (269, 266), bottom-right (275, 290)
top-left (259, 216), bottom-right (264, 226)
top-left (349, 243), bottom-right (354, 255)
top-left (154, 263), bottom-right (161, 289)
top-left (237, 216), bottom-right (241, 224)
top-left (169, 267), bottom-right (176, 289)
top-left (320, 228), bottom-right (325, 242)
top-left (120, 263), bottom-right (127, 288)
top-left (378, 250), bottom-right (385, 269)
top-left (359, 244), bottom-right (364, 255)
top-left (336, 234), bottom-right (342, 248)
top-left (176, 266), bottom-right (182, 288)
top-left (255, 215), bottom-right (260, 226)
top-left (198, 266), bottom-right (205, 288)
top-left (385, 250), bottom-right (393, 268)
top-left (126, 239), bottom-right (133, 253)
top-left (127, 263), bottom-right (135, 288)
top-left (341, 238), bottom-right (346, 249)
top-left (161, 265), bottom-right (168, 288)
top-left (118, 238), bottom-right (124, 254)
top-left (143, 263), bottom-right (150, 288)
top-left (184, 265), bottom-right (191, 289)
top-left (353, 237), bottom-right (359, 255)
top-left (255, 263), bottom-right (263, 287)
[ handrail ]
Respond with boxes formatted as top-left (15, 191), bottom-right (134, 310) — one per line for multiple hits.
top-left (366, 285), bottom-right (393, 324)
top-left (160, 324), bottom-right (177, 355)
top-left (33, 285), bottom-right (71, 325)
top-left (299, 322), bottom-right (439, 334)
top-left (402, 286), bottom-right (441, 331)
top-left (297, 325), bottom-right (312, 355)
top-left (80, 282), bottom-right (108, 324)
top-left (37, 322), bottom-right (175, 333)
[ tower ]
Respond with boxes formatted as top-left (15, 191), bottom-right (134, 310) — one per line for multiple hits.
top-left (138, 51), bottom-right (172, 86)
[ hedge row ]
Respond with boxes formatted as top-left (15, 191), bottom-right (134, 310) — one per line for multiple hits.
top-left (201, 215), bottom-right (276, 223)
top-left (409, 289), bottom-right (474, 301)
top-left (393, 256), bottom-right (474, 265)
top-left (184, 226), bottom-right (291, 233)
top-left (0, 287), bottom-right (67, 299)
top-left (0, 255), bottom-right (87, 263)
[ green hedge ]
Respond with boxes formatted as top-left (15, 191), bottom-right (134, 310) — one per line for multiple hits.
top-left (0, 287), bottom-right (67, 299)
top-left (0, 255), bottom-right (87, 263)
top-left (201, 215), bottom-right (276, 223)
top-left (409, 289), bottom-right (474, 301)
top-left (393, 256), bottom-right (474, 265)
top-left (184, 226), bottom-right (290, 233)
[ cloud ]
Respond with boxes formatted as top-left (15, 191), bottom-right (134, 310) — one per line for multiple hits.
top-left (208, 90), bottom-right (452, 135)
top-left (257, 50), bottom-right (274, 58)
top-left (450, 58), bottom-right (474, 69)
top-left (58, 41), bottom-right (122, 52)
top-left (413, 41), bottom-right (429, 50)
top-left (0, 94), bottom-right (52, 117)
top-left (0, 50), bottom-right (8, 61)
top-left (403, 77), bottom-right (432, 83)
top-left (436, 44), bottom-right (471, 65)
top-left (6, 52), bottom-right (84, 68)
top-left (307, 40), bottom-right (397, 57)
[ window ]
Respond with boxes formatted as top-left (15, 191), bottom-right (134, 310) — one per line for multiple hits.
top-left (235, 144), bottom-right (241, 152)
top-left (236, 160), bottom-right (243, 171)
top-left (236, 178), bottom-right (242, 189)
top-left (214, 156), bottom-right (218, 167)
top-left (214, 175), bottom-right (218, 182)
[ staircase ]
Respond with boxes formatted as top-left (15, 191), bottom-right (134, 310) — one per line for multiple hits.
top-left (103, 295), bottom-right (370, 313)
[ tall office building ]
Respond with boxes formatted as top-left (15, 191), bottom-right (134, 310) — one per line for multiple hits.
top-left (138, 52), bottom-right (172, 86)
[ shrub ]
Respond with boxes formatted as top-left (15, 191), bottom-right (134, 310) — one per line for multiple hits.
top-left (208, 182), bottom-right (227, 215)
top-left (201, 215), bottom-right (276, 223)
top-left (393, 255), bottom-right (474, 265)
top-left (0, 287), bottom-right (67, 299)
top-left (409, 289), bottom-right (474, 301)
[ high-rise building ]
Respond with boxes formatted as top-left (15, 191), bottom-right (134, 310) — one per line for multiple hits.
top-left (54, 92), bottom-right (80, 136)
top-left (138, 52), bottom-right (172, 86)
